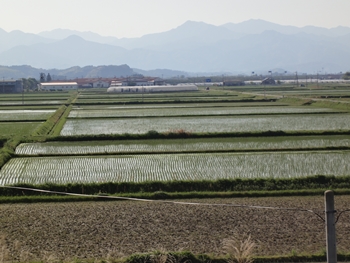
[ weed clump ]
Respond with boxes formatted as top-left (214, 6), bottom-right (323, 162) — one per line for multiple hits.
top-left (222, 234), bottom-right (256, 263)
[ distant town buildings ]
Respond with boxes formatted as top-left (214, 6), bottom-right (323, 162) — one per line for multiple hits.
top-left (0, 80), bottom-right (23, 93)
top-left (38, 76), bottom-right (166, 90)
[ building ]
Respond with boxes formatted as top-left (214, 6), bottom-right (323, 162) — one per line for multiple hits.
top-left (0, 80), bottom-right (23, 93)
top-left (68, 77), bottom-right (165, 89)
top-left (261, 78), bottom-right (276, 85)
top-left (38, 82), bottom-right (79, 91)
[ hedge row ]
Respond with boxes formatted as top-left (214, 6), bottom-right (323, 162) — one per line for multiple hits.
top-left (73, 98), bottom-right (276, 106)
top-left (1, 175), bottom-right (349, 196)
top-left (44, 129), bottom-right (350, 142)
top-left (2, 189), bottom-right (350, 204)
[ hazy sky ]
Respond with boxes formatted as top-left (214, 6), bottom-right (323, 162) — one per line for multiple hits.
top-left (1, 0), bottom-right (350, 38)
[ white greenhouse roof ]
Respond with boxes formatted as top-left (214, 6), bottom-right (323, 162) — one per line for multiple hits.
top-left (40, 82), bottom-right (78, 86)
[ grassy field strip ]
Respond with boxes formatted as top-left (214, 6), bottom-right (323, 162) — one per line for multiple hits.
top-left (0, 106), bottom-right (60, 110)
top-left (0, 110), bottom-right (55, 121)
top-left (74, 102), bottom-right (288, 110)
top-left (74, 98), bottom-right (250, 104)
top-left (0, 100), bottom-right (66, 105)
top-left (68, 106), bottom-right (337, 118)
top-left (60, 114), bottom-right (350, 136)
top-left (1, 151), bottom-right (350, 185)
top-left (15, 136), bottom-right (350, 155)
top-left (266, 89), bottom-right (350, 94)
top-left (0, 122), bottom-right (43, 137)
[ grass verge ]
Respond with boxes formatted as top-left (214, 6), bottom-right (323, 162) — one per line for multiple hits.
top-left (0, 137), bottom-right (21, 169)
top-left (1, 188), bottom-right (350, 204)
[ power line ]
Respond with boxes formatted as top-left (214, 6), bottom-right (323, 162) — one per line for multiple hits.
top-left (0, 185), bottom-right (327, 222)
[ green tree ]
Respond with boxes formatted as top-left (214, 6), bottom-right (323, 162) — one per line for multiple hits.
top-left (21, 78), bottom-right (39, 91)
top-left (46, 73), bottom-right (52, 82)
top-left (343, 72), bottom-right (350, 80)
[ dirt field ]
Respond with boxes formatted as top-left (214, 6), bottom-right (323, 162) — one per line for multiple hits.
top-left (1, 195), bottom-right (350, 260)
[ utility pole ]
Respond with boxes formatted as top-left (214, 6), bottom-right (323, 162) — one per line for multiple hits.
top-left (325, 190), bottom-right (337, 263)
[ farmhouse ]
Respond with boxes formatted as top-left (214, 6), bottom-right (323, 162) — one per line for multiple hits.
top-left (0, 80), bottom-right (23, 93)
top-left (261, 77), bottom-right (276, 85)
top-left (38, 82), bottom-right (79, 91)
top-left (107, 84), bottom-right (198, 93)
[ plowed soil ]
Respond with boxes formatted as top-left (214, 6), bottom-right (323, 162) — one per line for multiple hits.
top-left (1, 195), bottom-right (350, 260)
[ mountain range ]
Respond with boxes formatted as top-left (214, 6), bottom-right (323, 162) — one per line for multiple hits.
top-left (1, 19), bottom-right (350, 78)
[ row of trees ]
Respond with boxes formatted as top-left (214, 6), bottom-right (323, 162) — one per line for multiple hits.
top-left (21, 78), bottom-right (39, 91)
top-left (343, 72), bottom-right (350, 80)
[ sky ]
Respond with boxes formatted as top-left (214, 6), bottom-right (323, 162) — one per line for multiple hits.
top-left (1, 0), bottom-right (350, 38)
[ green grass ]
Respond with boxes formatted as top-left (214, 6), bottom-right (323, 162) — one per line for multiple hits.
top-left (2, 188), bottom-right (350, 203)
top-left (31, 105), bottom-right (70, 136)
top-left (0, 122), bottom-right (42, 138)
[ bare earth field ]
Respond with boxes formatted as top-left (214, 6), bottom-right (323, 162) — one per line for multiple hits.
top-left (1, 195), bottom-right (350, 260)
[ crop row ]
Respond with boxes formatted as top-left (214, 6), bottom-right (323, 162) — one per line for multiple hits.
top-left (1, 151), bottom-right (350, 185)
top-left (15, 136), bottom-right (350, 155)
top-left (60, 114), bottom-right (350, 136)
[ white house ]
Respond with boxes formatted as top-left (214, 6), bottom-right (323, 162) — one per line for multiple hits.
top-left (92, 80), bottom-right (110, 88)
top-left (39, 82), bottom-right (79, 91)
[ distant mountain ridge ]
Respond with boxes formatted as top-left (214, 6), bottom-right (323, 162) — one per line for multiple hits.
top-left (0, 64), bottom-right (189, 79)
top-left (0, 65), bottom-right (134, 79)
top-left (1, 19), bottom-right (350, 75)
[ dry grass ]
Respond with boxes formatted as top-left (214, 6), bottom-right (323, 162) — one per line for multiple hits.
top-left (164, 129), bottom-right (192, 136)
top-left (0, 234), bottom-right (60, 263)
top-left (0, 235), bottom-right (9, 263)
top-left (222, 234), bottom-right (256, 263)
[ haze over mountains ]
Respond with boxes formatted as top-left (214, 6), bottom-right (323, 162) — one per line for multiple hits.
top-left (1, 19), bottom-right (350, 78)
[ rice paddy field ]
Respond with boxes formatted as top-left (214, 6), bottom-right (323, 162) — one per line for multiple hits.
top-left (60, 114), bottom-right (350, 136)
top-left (2, 84), bottom-right (350, 260)
top-left (0, 110), bottom-right (55, 121)
top-left (15, 135), bottom-right (350, 155)
top-left (1, 151), bottom-right (350, 185)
